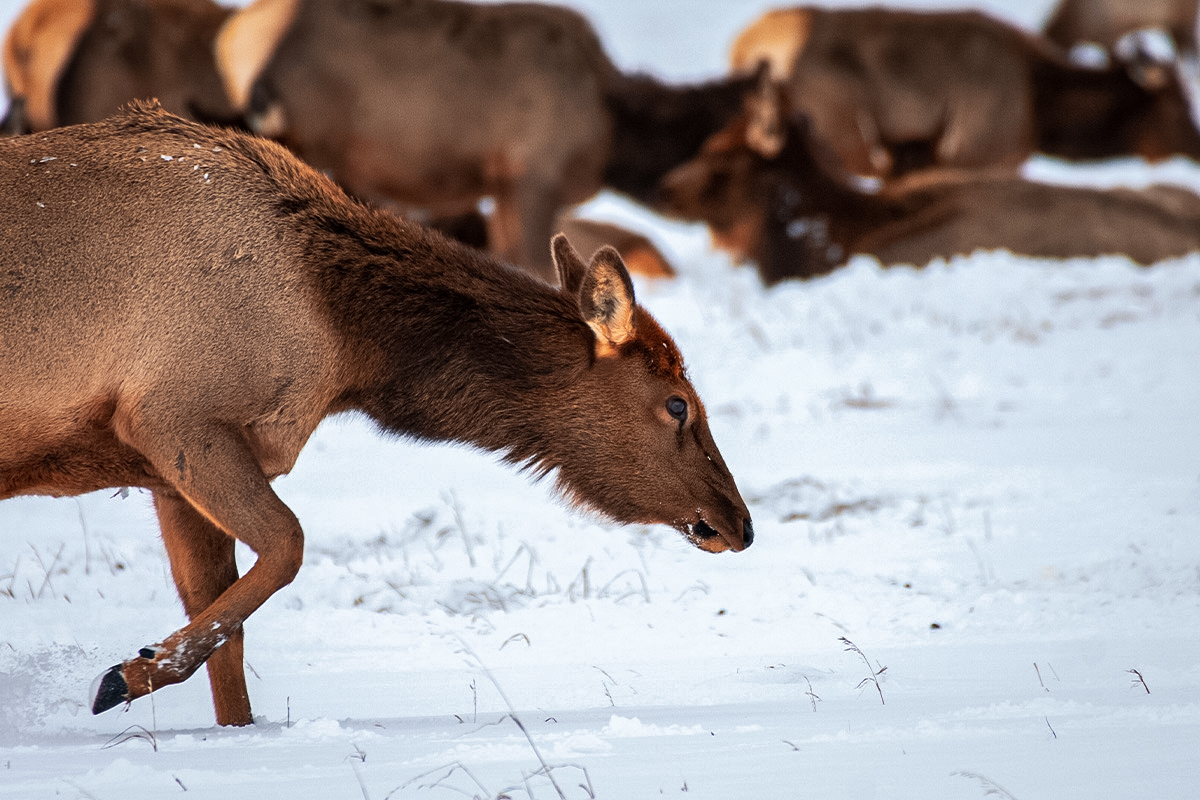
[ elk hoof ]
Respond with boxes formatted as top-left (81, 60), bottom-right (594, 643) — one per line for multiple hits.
top-left (90, 664), bottom-right (129, 715)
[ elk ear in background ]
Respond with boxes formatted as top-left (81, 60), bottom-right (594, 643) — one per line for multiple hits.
top-left (745, 64), bottom-right (786, 158)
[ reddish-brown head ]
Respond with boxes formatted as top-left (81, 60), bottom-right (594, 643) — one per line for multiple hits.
top-left (545, 235), bottom-right (753, 552)
top-left (658, 114), bottom-right (772, 266)
top-left (658, 81), bottom-right (841, 284)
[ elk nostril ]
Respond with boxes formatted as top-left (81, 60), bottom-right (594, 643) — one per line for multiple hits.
top-left (742, 518), bottom-right (754, 548)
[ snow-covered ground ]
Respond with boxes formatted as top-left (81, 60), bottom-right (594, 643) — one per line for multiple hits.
top-left (3, 1), bottom-right (1200, 798)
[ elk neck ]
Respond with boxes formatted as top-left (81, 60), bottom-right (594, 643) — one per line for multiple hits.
top-left (771, 115), bottom-right (911, 250)
top-left (602, 69), bottom-right (760, 205)
top-left (1032, 49), bottom-right (1200, 161)
top-left (301, 206), bottom-right (596, 466)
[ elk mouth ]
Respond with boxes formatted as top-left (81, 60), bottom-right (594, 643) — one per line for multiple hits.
top-left (686, 518), bottom-right (754, 553)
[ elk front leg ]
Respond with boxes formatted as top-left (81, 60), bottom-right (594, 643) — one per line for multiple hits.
top-left (91, 425), bottom-right (303, 726)
top-left (154, 490), bottom-right (252, 726)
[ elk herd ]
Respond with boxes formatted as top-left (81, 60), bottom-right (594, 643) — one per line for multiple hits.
top-left (1, 0), bottom-right (1198, 726)
top-left (6, 0), bottom-right (1200, 281)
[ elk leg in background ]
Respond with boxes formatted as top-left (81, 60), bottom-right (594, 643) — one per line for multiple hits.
top-left (487, 175), bottom-right (561, 284)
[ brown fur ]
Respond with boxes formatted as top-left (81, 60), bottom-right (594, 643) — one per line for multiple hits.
top-left (216, 0), bottom-right (616, 283)
top-left (0, 104), bottom-right (751, 726)
top-left (730, 6), bottom-right (1200, 179)
top-left (1044, 0), bottom-right (1199, 52)
top-left (1, 0), bottom-right (239, 134)
top-left (214, 0), bottom-right (756, 282)
top-left (600, 67), bottom-right (765, 208)
top-left (1033, 40), bottom-right (1200, 160)
top-left (660, 88), bottom-right (1200, 283)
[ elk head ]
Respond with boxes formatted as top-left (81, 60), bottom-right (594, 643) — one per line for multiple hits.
top-left (545, 235), bottom-right (753, 552)
top-left (658, 78), bottom-right (844, 284)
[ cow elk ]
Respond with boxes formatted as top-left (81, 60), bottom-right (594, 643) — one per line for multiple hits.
top-left (660, 86), bottom-right (1200, 283)
top-left (1, 0), bottom-right (239, 134)
top-left (0, 103), bottom-right (752, 727)
top-left (729, 6), bottom-right (1200, 179)
top-left (214, 0), bottom-right (761, 282)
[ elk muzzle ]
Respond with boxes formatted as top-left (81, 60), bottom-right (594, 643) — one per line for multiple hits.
top-left (691, 517), bottom-right (754, 552)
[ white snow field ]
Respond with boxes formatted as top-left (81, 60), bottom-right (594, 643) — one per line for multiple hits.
top-left (2, 1), bottom-right (1199, 798)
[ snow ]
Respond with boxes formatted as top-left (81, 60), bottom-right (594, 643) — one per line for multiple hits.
top-left (3, 0), bottom-right (1200, 798)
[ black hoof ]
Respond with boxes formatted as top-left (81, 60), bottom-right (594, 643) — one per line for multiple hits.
top-left (91, 664), bottom-right (129, 715)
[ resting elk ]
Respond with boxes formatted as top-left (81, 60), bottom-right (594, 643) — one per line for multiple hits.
top-left (0, 103), bottom-right (752, 727)
top-left (0, 0), bottom-right (239, 135)
top-left (659, 85), bottom-right (1200, 284)
top-left (728, 6), bottom-right (1200, 179)
top-left (214, 0), bottom-right (761, 282)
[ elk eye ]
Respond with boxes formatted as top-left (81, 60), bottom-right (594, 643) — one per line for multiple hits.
top-left (666, 395), bottom-right (688, 423)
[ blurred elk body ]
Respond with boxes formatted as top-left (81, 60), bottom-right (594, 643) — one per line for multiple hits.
top-left (1044, 0), bottom-right (1199, 53)
top-left (0, 0), bottom-right (696, 278)
top-left (729, 6), bottom-right (1200, 179)
top-left (215, 0), bottom-right (759, 282)
top-left (0, 104), bottom-right (752, 727)
top-left (1, 0), bottom-right (237, 133)
top-left (660, 88), bottom-right (1200, 283)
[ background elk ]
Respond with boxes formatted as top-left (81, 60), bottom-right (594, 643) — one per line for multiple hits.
top-left (659, 86), bottom-right (1200, 284)
top-left (0, 0), bottom-right (238, 134)
top-left (214, 0), bottom-right (761, 282)
top-left (1032, 25), bottom-right (1200, 161)
top-left (728, 6), bottom-right (1200, 180)
top-left (1043, 0), bottom-right (1199, 56)
top-left (0, 0), bottom-right (683, 279)
top-left (0, 103), bottom-right (752, 727)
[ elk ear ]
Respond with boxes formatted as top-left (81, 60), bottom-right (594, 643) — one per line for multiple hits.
top-left (551, 233), bottom-right (587, 295)
top-left (579, 246), bottom-right (636, 357)
top-left (746, 68), bottom-right (786, 159)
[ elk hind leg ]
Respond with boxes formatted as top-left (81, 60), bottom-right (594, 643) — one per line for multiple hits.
top-left (91, 423), bottom-right (303, 726)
